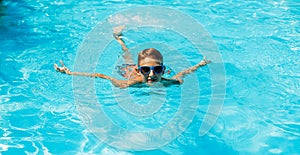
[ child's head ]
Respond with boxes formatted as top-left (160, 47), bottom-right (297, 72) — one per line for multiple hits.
top-left (138, 48), bottom-right (163, 65)
top-left (137, 48), bottom-right (165, 83)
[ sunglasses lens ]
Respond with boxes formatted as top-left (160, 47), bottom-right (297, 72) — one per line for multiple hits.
top-left (154, 66), bottom-right (163, 73)
top-left (140, 67), bottom-right (150, 74)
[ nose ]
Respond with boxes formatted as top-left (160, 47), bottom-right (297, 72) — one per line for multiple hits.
top-left (148, 70), bottom-right (155, 77)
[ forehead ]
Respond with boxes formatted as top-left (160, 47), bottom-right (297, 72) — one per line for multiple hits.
top-left (139, 57), bottom-right (162, 66)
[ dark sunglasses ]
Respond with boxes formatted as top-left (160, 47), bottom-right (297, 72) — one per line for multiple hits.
top-left (138, 65), bottom-right (165, 75)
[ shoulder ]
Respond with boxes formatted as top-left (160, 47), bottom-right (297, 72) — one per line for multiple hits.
top-left (116, 64), bottom-right (138, 78)
top-left (161, 77), bottom-right (182, 85)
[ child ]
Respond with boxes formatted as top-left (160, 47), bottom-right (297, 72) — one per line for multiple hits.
top-left (54, 26), bottom-right (210, 88)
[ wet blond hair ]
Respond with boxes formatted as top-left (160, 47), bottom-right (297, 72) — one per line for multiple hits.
top-left (137, 48), bottom-right (163, 66)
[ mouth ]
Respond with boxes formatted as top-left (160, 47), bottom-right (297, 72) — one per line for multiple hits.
top-left (147, 78), bottom-right (157, 83)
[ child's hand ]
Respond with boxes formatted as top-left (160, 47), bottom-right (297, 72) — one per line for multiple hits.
top-left (131, 73), bottom-right (145, 83)
top-left (199, 57), bottom-right (211, 66)
top-left (54, 60), bottom-right (71, 74)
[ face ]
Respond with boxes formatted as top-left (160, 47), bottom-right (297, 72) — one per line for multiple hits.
top-left (138, 57), bottom-right (164, 83)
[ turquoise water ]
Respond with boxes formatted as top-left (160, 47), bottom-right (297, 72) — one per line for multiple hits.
top-left (1, 0), bottom-right (299, 154)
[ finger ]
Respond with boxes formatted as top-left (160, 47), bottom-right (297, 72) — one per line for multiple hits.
top-left (113, 25), bottom-right (126, 36)
top-left (203, 56), bottom-right (208, 63)
top-left (54, 64), bottom-right (60, 71)
top-left (203, 56), bottom-right (211, 64)
top-left (59, 60), bottom-right (65, 67)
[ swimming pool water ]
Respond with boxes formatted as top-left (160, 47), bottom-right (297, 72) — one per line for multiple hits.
top-left (1, 0), bottom-right (299, 154)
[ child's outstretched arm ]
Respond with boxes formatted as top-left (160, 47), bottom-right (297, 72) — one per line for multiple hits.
top-left (54, 61), bottom-right (143, 88)
top-left (113, 25), bottom-right (128, 52)
top-left (113, 25), bottom-right (134, 64)
top-left (171, 57), bottom-right (211, 84)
